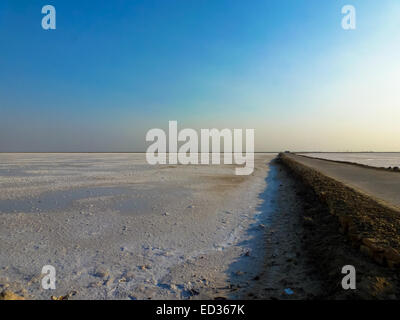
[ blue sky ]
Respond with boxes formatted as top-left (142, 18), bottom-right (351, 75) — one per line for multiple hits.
top-left (1, 0), bottom-right (399, 151)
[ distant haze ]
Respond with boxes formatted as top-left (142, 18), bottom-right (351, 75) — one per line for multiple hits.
top-left (1, 0), bottom-right (400, 152)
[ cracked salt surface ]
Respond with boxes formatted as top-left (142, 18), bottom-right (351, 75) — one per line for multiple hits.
top-left (0, 153), bottom-right (276, 299)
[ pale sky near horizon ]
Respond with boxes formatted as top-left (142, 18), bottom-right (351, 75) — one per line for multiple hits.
top-left (1, 0), bottom-right (399, 152)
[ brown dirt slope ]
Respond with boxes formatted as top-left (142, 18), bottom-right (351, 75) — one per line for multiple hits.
top-left (279, 153), bottom-right (400, 299)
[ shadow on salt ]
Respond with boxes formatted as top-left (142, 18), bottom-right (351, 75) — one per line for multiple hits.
top-left (224, 159), bottom-right (280, 298)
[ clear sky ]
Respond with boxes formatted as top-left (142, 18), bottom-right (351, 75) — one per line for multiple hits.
top-left (1, 0), bottom-right (399, 152)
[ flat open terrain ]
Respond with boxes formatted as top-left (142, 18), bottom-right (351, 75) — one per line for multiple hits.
top-left (0, 153), bottom-right (285, 299)
top-left (4, 153), bottom-right (400, 300)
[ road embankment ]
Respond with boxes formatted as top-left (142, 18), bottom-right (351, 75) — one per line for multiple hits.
top-left (280, 153), bottom-right (400, 269)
